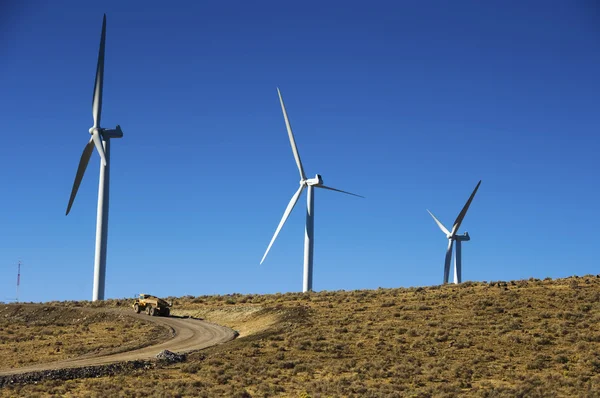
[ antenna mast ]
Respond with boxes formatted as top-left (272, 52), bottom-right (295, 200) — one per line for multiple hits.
top-left (16, 260), bottom-right (21, 302)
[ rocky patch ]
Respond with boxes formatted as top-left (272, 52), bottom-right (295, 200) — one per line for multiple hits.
top-left (155, 350), bottom-right (186, 363)
top-left (0, 360), bottom-right (155, 387)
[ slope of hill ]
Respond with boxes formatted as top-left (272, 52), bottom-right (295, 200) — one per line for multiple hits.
top-left (0, 304), bottom-right (170, 369)
top-left (2, 276), bottom-right (600, 397)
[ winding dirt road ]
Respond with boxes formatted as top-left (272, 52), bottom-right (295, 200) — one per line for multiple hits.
top-left (0, 310), bottom-right (236, 376)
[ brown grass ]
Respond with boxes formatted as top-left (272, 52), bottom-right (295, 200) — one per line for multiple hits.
top-left (3, 275), bottom-right (600, 397)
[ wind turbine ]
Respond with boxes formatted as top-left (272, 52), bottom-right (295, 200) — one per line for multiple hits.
top-left (66, 14), bottom-right (123, 301)
top-left (427, 180), bottom-right (481, 284)
top-left (260, 89), bottom-right (363, 293)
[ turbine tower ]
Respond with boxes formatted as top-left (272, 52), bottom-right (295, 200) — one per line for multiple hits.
top-left (66, 14), bottom-right (123, 301)
top-left (428, 180), bottom-right (481, 284)
top-left (260, 88), bottom-right (363, 293)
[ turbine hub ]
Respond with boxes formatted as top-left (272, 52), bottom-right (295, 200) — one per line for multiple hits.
top-left (89, 127), bottom-right (101, 135)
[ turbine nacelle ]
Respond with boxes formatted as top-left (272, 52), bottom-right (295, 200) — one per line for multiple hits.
top-left (450, 231), bottom-right (470, 241)
top-left (88, 125), bottom-right (124, 140)
top-left (306, 174), bottom-right (323, 186)
top-left (103, 125), bottom-right (124, 139)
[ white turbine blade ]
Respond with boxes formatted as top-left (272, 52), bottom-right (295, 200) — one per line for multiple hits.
top-left (277, 88), bottom-right (306, 180)
top-left (92, 14), bottom-right (106, 128)
top-left (427, 210), bottom-right (450, 236)
top-left (260, 185), bottom-right (305, 264)
top-left (91, 130), bottom-right (107, 166)
top-left (451, 180), bottom-right (482, 235)
top-left (66, 138), bottom-right (94, 215)
top-left (316, 184), bottom-right (364, 198)
top-left (443, 239), bottom-right (453, 284)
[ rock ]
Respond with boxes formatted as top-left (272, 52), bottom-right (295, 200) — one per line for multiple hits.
top-left (155, 350), bottom-right (186, 363)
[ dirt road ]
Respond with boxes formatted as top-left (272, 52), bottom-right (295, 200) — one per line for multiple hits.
top-left (0, 310), bottom-right (236, 376)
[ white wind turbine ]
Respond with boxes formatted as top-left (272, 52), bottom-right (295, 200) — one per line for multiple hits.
top-left (260, 89), bottom-right (363, 292)
top-left (427, 180), bottom-right (481, 284)
top-left (66, 14), bottom-right (123, 301)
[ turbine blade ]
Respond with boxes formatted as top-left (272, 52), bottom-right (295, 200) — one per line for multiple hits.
top-left (92, 14), bottom-right (106, 127)
top-left (316, 184), bottom-right (364, 198)
top-left (427, 210), bottom-right (450, 236)
top-left (260, 185), bottom-right (305, 264)
top-left (66, 138), bottom-right (94, 215)
top-left (92, 130), bottom-right (107, 166)
top-left (451, 180), bottom-right (481, 236)
top-left (277, 88), bottom-right (306, 180)
top-left (443, 239), bottom-right (454, 284)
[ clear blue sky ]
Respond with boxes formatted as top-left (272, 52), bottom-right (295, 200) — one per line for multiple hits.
top-left (1, 1), bottom-right (598, 302)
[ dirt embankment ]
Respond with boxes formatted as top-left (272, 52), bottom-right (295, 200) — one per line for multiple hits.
top-left (172, 305), bottom-right (280, 337)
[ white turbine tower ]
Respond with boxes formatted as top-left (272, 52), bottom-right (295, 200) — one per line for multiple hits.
top-left (66, 14), bottom-right (123, 301)
top-left (428, 180), bottom-right (481, 284)
top-left (260, 88), bottom-right (363, 293)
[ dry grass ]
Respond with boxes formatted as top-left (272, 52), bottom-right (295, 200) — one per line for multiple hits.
top-left (0, 305), bottom-right (168, 369)
top-left (3, 275), bottom-right (600, 397)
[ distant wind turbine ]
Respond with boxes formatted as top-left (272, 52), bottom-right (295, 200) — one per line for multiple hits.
top-left (65, 14), bottom-right (123, 301)
top-left (260, 88), bottom-right (363, 292)
top-left (428, 180), bottom-right (481, 284)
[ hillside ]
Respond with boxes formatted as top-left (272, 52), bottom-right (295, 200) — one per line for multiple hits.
top-left (2, 276), bottom-right (600, 397)
top-left (0, 305), bottom-right (170, 370)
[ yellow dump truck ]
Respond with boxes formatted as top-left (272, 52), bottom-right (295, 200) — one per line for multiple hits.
top-left (132, 293), bottom-right (171, 317)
